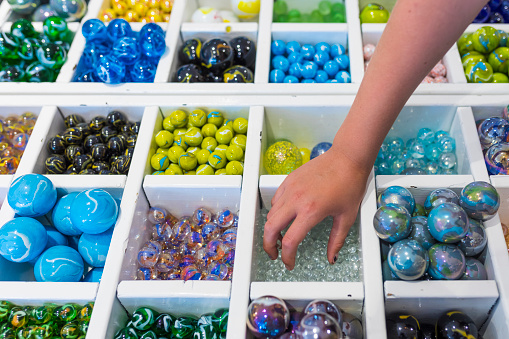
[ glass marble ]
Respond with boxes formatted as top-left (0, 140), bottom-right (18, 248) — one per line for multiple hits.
top-left (216, 208), bottom-right (235, 228)
top-left (112, 36), bottom-right (140, 65)
top-left (130, 58), bottom-right (158, 82)
top-left (459, 181), bottom-right (500, 221)
top-left (377, 186), bottom-right (415, 214)
top-left (407, 216), bottom-right (436, 250)
top-left (461, 257), bottom-right (488, 280)
top-left (310, 142), bottom-right (332, 160)
top-left (106, 18), bottom-right (132, 42)
top-left (78, 227), bottom-right (113, 267)
top-left (140, 30), bottom-right (166, 59)
top-left (8, 0), bottom-right (40, 15)
top-left (388, 239), bottom-right (429, 280)
top-left (436, 311), bottom-right (478, 338)
top-left (223, 65), bottom-right (254, 83)
top-left (34, 245), bottom-right (84, 282)
top-left (148, 206), bottom-right (168, 224)
top-left (82, 19), bottom-right (107, 42)
top-left (296, 312), bottom-right (343, 339)
top-left (485, 141), bottom-right (509, 174)
top-left (25, 62), bottom-right (54, 82)
top-left (7, 173), bottom-right (57, 217)
top-left (52, 192), bottom-right (83, 236)
top-left (132, 307), bottom-right (157, 331)
top-left (247, 296), bottom-right (290, 338)
top-left (264, 141), bottom-right (302, 175)
top-left (478, 117), bottom-right (509, 149)
top-left (303, 300), bottom-right (342, 326)
top-left (424, 188), bottom-right (459, 213)
top-left (428, 243), bottom-right (466, 280)
top-left (70, 188), bottom-right (119, 234)
top-left (386, 314), bottom-right (421, 339)
top-left (230, 36), bottom-right (256, 68)
top-left (458, 218), bottom-right (487, 256)
top-left (50, 0), bottom-right (87, 21)
top-left (341, 312), bottom-right (363, 339)
top-left (427, 202), bottom-right (469, 243)
top-left (36, 42), bottom-right (67, 70)
top-left (95, 55), bottom-right (126, 84)
top-left (0, 217), bottom-right (48, 262)
top-left (373, 204), bottom-right (411, 243)
top-left (172, 316), bottom-right (198, 338)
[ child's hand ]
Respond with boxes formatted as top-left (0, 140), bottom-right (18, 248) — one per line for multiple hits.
top-left (263, 144), bottom-right (370, 270)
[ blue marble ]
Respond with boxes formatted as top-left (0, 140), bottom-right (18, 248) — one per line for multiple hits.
top-left (323, 60), bottom-right (340, 77)
top-left (334, 55), bottom-right (349, 70)
top-left (417, 127), bottom-right (435, 145)
top-left (424, 188), bottom-right (459, 213)
top-left (288, 63), bottom-right (302, 78)
top-left (330, 43), bottom-right (346, 57)
top-left (382, 260), bottom-right (399, 280)
top-left (314, 42), bottom-right (331, 54)
top-left (428, 244), bottom-right (466, 280)
top-left (311, 142), bottom-right (332, 159)
top-left (427, 202), bottom-right (468, 243)
top-left (271, 40), bottom-right (286, 55)
top-left (408, 142), bottom-right (426, 159)
top-left (82, 19), bottom-right (107, 42)
top-left (407, 216), bottom-right (436, 250)
top-left (71, 189), bottom-right (118, 234)
top-left (388, 239), bottom-right (429, 280)
top-left (34, 245), bottom-right (84, 282)
top-left (373, 204), bottom-right (412, 243)
top-left (52, 192), bottom-right (83, 236)
top-left (95, 55), bottom-right (126, 84)
top-left (300, 61), bottom-right (318, 79)
top-left (334, 70), bottom-right (351, 83)
top-left (459, 181), bottom-right (500, 221)
top-left (269, 69), bottom-right (285, 83)
top-left (50, 0), bottom-right (87, 21)
top-left (473, 5), bottom-right (491, 23)
top-left (139, 23), bottom-right (164, 37)
top-left (8, 0), bottom-right (40, 15)
top-left (78, 227), bottom-right (113, 267)
top-left (272, 55), bottom-right (289, 72)
top-left (300, 44), bottom-right (315, 60)
top-left (8, 174), bottom-right (57, 217)
top-left (82, 267), bottom-right (104, 282)
top-left (139, 30), bottom-right (166, 60)
top-left (438, 135), bottom-right (456, 152)
top-left (0, 217), bottom-right (47, 262)
top-left (285, 41), bottom-right (301, 54)
top-left (313, 50), bottom-right (330, 67)
top-left (458, 219), bottom-right (487, 256)
top-left (424, 143), bottom-right (440, 161)
top-left (28, 225), bottom-right (68, 265)
top-left (377, 186), bottom-right (415, 214)
top-left (112, 36), bottom-right (140, 65)
top-left (283, 75), bottom-right (298, 83)
top-left (287, 51), bottom-right (303, 64)
top-left (130, 58), bottom-right (157, 82)
top-left (82, 42), bottom-right (108, 69)
top-left (106, 18), bottom-right (132, 43)
top-left (461, 258), bottom-right (487, 280)
top-left (314, 70), bottom-right (329, 83)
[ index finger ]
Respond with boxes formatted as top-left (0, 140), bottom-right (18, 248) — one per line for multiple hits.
top-left (263, 202), bottom-right (296, 261)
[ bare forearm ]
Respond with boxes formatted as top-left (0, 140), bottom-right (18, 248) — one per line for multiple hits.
top-left (334, 0), bottom-right (487, 171)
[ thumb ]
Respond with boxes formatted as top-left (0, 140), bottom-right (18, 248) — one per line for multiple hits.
top-left (327, 212), bottom-right (357, 264)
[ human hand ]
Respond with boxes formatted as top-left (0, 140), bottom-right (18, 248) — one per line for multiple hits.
top-left (263, 145), bottom-right (370, 270)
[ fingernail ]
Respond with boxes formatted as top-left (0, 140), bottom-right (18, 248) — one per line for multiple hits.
top-left (285, 264), bottom-right (292, 271)
top-left (332, 254), bottom-right (338, 264)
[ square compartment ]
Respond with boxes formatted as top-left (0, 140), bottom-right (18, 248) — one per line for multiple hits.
top-left (272, 0), bottom-right (348, 24)
top-left (182, 0), bottom-right (259, 23)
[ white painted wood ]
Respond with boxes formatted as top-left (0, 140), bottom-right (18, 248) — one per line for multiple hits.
top-left (0, 281), bottom-right (98, 304)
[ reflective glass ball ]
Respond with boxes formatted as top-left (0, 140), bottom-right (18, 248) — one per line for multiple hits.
top-left (459, 181), bottom-right (500, 221)
top-left (436, 311), bottom-right (478, 338)
top-left (407, 216), bottom-right (437, 250)
top-left (485, 141), bottom-right (509, 174)
top-left (373, 204), bottom-right (411, 243)
top-left (462, 257), bottom-right (488, 280)
top-left (424, 188), bottom-right (459, 213)
top-left (295, 312), bottom-right (343, 339)
top-left (247, 296), bottom-right (290, 338)
top-left (428, 244), bottom-right (466, 280)
top-left (264, 141), bottom-right (302, 175)
top-left (303, 300), bottom-right (342, 326)
top-left (427, 202), bottom-right (468, 243)
top-left (387, 239), bottom-right (429, 280)
top-left (377, 186), bottom-right (415, 214)
top-left (457, 219), bottom-right (487, 256)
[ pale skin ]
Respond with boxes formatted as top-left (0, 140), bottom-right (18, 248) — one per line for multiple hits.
top-left (264, 0), bottom-right (489, 270)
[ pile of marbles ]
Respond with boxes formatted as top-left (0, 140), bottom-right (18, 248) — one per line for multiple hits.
top-left (387, 311), bottom-right (479, 338)
top-left (100, 0), bottom-right (172, 23)
top-left (247, 296), bottom-right (362, 338)
top-left (264, 140), bottom-right (336, 175)
top-left (253, 209), bottom-right (361, 282)
top-left (363, 43), bottom-right (448, 83)
top-left (45, 110), bottom-right (139, 175)
top-left (191, 0), bottom-right (260, 23)
top-left (273, 0), bottom-right (346, 23)
top-left (269, 40), bottom-right (351, 83)
top-left (174, 36), bottom-right (255, 83)
top-left (0, 301), bottom-right (93, 338)
top-left (0, 112), bottom-right (37, 174)
top-left (150, 109), bottom-right (247, 175)
top-left (375, 128), bottom-right (458, 175)
top-left (374, 182), bottom-right (498, 281)
top-left (359, 3), bottom-right (389, 24)
top-left (0, 174), bottom-right (119, 282)
top-left (137, 206), bottom-right (237, 281)
top-left (115, 306), bottom-right (228, 339)
top-left (7, 0), bottom-right (87, 22)
top-left (473, 0), bottom-right (509, 23)
top-left (478, 108), bottom-right (509, 175)
top-left (458, 26), bottom-right (509, 83)
top-left (73, 19), bottom-right (166, 83)
top-left (0, 17), bottom-right (72, 82)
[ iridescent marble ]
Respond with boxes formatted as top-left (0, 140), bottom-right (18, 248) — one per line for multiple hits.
top-left (459, 181), bottom-right (500, 221)
top-left (458, 219), bottom-right (487, 256)
top-left (428, 244), bottom-right (466, 280)
top-left (477, 117), bottom-right (509, 150)
top-left (295, 312), bottom-right (342, 339)
top-left (461, 258), bottom-right (488, 280)
top-left (247, 296), bottom-right (289, 337)
top-left (407, 216), bottom-right (436, 250)
top-left (303, 300), bottom-right (342, 327)
top-left (387, 239), bottom-right (429, 280)
top-left (427, 202), bottom-right (468, 243)
top-left (377, 186), bottom-right (415, 214)
top-left (424, 188), bottom-right (459, 213)
top-left (373, 204), bottom-right (411, 243)
top-left (341, 312), bottom-right (363, 339)
top-left (485, 141), bottom-right (509, 174)
top-left (49, 0), bottom-right (87, 21)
